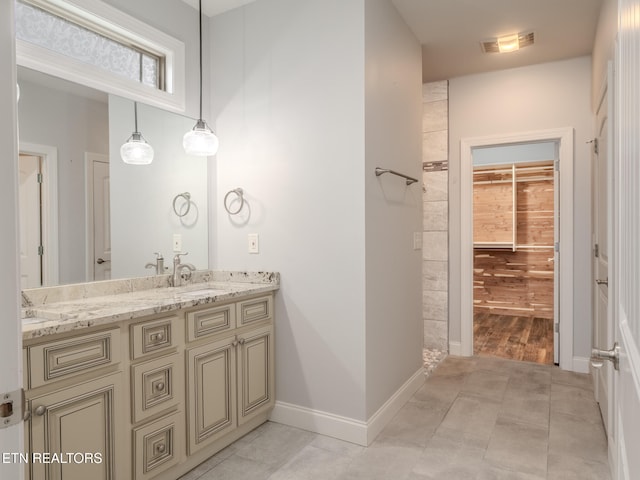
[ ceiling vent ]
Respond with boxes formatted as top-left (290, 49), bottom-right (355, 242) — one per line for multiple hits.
top-left (481, 31), bottom-right (535, 54)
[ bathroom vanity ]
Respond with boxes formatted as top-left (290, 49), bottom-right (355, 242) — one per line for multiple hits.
top-left (21, 271), bottom-right (278, 480)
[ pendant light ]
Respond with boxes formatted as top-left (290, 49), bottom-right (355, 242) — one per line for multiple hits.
top-left (120, 102), bottom-right (154, 165)
top-left (183, 0), bottom-right (219, 156)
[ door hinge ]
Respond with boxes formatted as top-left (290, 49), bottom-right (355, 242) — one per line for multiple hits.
top-left (594, 243), bottom-right (599, 258)
top-left (593, 138), bottom-right (599, 155)
top-left (554, 160), bottom-right (560, 172)
top-left (554, 323), bottom-right (559, 333)
top-left (0, 388), bottom-right (25, 429)
top-left (555, 242), bottom-right (560, 252)
top-left (38, 245), bottom-right (44, 256)
top-left (37, 172), bottom-right (43, 184)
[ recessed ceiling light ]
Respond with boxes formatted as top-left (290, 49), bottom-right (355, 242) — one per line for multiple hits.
top-left (481, 31), bottom-right (535, 54)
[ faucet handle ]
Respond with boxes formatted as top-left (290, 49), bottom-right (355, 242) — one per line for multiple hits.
top-left (154, 252), bottom-right (164, 260)
top-left (173, 252), bottom-right (189, 261)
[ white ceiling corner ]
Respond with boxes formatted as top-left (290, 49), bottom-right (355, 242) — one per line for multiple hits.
top-left (181, 0), bottom-right (256, 17)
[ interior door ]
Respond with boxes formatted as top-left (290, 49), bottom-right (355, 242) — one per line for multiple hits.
top-left (614, 4), bottom-right (640, 477)
top-left (18, 154), bottom-right (42, 288)
top-left (91, 155), bottom-right (111, 280)
top-left (591, 64), bottom-right (613, 442)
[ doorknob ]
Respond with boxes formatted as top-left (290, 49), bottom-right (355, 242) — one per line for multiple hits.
top-left (595, 278), bottom-right (608, 286)
top-left (591, 342), bottom-right (620, 370)
top-left (96, 258), bottom-right (110, 264)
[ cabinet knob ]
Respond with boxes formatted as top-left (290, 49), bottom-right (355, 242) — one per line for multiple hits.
top-left (155, 382), bottom-right (165, 392)
top-left (155, 443), bottom-right (166, 454)
top-left (231, 340), bottom-right (238, 347)
top-left (34, 405), bottom-right (46, 416)
top-left (152, 332), bottom-right (165, 342)
top-left (238, 338), bottom-right (246, 345)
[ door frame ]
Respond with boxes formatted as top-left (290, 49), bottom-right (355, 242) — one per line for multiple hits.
top-left (460, 127), bottom-right (574, 370)
top-left (85, 152), bottom-right (109, 281)
top-left (19, 141), bottom-right (59, 286)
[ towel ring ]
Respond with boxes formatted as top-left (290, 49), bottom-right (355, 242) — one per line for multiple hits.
top-left (224, 188), bottom-right (244, 215)
top-left (172, 192), bottom-right (191, 217)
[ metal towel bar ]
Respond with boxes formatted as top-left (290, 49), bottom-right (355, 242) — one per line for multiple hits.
top-left (375, 167), bottom-right (419, 185)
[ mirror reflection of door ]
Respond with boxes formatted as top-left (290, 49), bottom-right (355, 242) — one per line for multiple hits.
top-left (19, 153), bottom-right (43, 288)
top-left (88, 153), bottom-right (111, 281)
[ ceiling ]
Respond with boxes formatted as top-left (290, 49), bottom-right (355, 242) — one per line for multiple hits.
top-left (181, 0), bottom-right (256, 17)
top-left (391, 0), bottom-right (604, 82)
top-left (184, 0), bottom-right (603, 83)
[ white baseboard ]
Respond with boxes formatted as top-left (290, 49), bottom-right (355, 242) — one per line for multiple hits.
top-left (269, 401), bottom-right (368, 446)
top-left (572, 356), bottom-right (591, 374)
top-left (269, 367), bottom-right (425, 446)
top-left (365, 367), bottom-right (425, 445)
top-left (449, 341), bottom-right (462, 356)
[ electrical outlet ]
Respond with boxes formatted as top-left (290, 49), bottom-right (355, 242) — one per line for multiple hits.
top-left (248, 234), bottom-right (259, 254)
top-left (173, 234), bottom-right (182, 252)
top-left (413, 232), bottom-right (423, 250)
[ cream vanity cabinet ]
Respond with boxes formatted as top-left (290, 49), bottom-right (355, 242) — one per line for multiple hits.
top-left (23, 291), bottom-right (275, 480)
top-left (185, 294), bottom-right (275, 456)
top-left (23, 328), bottom-right (126, 480)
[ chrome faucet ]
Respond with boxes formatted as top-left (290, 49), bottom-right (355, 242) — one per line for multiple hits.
top-left (171, 252), bottom-right (196, 287)
top-left (145, 252), bottom-right (165, 275)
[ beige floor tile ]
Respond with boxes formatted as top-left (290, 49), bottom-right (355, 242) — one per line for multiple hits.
top-left (549, 410), bottom-right (608, 464)
top-left (460, 369), bottom-right (510, 401)
top-left (268, 444), bottom-right (354, 480)
top-left (550, 382), bottom-right (602, 423)
top-left (484, 418), bottom-right (548, 477)
top-left (547, 452), bottom-right (611, 480)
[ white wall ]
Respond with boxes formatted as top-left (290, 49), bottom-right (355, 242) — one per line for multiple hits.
top-left (109, 96), bottom-right (209, 278)
top-left (18, 79), bottom-right (108, 284)
top-left (211, 0), bottom-right (368, 421)
top-left (364, 0), bottom-right (423, 417)
top-left (0, 0), bottom-right (24, 472)
top-left (592, 0), bottom-right (617, 107)
top-left (448, 56), bottom-right (593, 362)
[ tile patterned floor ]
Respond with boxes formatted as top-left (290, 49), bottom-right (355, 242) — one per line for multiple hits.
top-left (180, 356), bottom-right (610, 480)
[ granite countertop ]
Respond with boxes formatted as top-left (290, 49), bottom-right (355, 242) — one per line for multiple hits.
top-left (21, 271), bottom-right (279, 340)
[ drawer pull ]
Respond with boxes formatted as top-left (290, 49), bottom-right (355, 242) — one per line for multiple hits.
top-left (154, 382), bottom-right (166, 392)
top-left (155, 443), bottom-right (166, 454)
top-left (151, 332), bottom-right (165, 342)
top-left (34, 405), bottom-right (47, 416)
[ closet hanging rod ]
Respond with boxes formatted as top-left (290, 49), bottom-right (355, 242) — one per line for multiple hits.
top-left (375, 167), bottom-right (419, 185)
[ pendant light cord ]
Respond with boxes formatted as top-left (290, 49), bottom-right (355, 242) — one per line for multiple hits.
top-left (198, 0), bottom-right (203, 122)
top-left (134, 101), bottom-right (139, 133)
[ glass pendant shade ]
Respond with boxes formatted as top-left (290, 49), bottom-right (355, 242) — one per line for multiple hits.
top-left (120, 132), bottom-right (154, 165)
top-left (183, 119), bottom-right (219, 156)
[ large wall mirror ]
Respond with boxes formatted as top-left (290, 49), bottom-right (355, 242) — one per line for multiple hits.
top-left (17, 66), bottom-right (209, 288)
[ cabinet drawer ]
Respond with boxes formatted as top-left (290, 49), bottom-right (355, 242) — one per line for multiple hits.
top-left (187, 303), bottom-right (236, 341)
top-left (237, 295), bottom-right (273, 327)
top-left (132, 411), bottom-right (184, 480)
top-left (28, 328), bottom-right (120, 388)
top-left (131, 315), bottom-right (180, 360)
top-left (132, 353), bottom-right (181, 423)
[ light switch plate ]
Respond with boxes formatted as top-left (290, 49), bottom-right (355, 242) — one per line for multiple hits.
top-left (248, 233), bottom-right (259, 254)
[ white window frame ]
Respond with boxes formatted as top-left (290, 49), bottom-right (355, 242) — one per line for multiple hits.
top-left (16, 0), bottom-right (186, 113)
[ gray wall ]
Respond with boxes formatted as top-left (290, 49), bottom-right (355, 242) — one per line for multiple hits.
top-left (364, 0), bottom-right (423, 418)
top-left (17, 79), bottom-right (108, 284)
top-left (211, 0), bottom-right (423, 424)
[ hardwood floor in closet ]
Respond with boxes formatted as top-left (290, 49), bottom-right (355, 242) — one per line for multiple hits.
top-left (473, 312), bottom-right (554, 365)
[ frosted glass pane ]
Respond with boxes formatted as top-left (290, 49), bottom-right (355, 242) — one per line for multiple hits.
top-left (15, 1), bottom-right (160, 87)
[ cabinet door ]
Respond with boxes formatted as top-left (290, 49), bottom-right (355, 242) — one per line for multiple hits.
top-left (186, 336), bottom-right (237, 455)
top-left (29, 372), bottom-right (123, 480)
top-left (237, 324), bottom-right (274, 426)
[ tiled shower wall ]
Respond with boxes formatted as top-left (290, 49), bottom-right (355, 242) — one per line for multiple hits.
top-left (422, 81), bottom-right (449, 351)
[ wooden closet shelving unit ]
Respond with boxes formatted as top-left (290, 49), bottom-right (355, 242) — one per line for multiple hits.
top-left (473, 161), bottom-right (555, 319)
